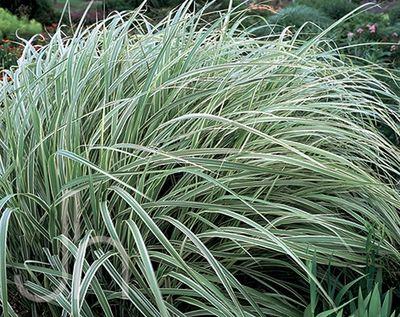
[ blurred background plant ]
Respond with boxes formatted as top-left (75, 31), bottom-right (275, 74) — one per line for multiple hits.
top-left (105, 0), bottom-right (183, 11)
top-left (295, 0), bottom-right (357, 20)
top-left (0, 7), bottom-right (42, 39)
top-left (268, 5), bottom-right (333, 32)
top-left (0, 0), bottom-right (55, 25)
top-left (0, 7), bottom-right (42, 71)
top-left (0, 40), bottom-right (23, 71)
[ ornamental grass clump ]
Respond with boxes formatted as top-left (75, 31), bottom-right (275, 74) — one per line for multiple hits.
top-left (0, 2), bottom-right (399, 316)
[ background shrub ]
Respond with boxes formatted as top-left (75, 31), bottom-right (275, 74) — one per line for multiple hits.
top-left (268, 5), bottom-right (332, 31)
top-left (104, 0), bottom-right (141, 11)
top-left (389, 2), bottom-right (400, 25)
top-left (105, 0), bottom-right (183, 11)
top-left (31, 0), bottom-right (55, 25)
top-left (0, 8), bottom-right (42, 39)
top-left (0, 0), bottom-right (55, 25)
top-left (296, 0), bottom-right (356, 20)
top-left (0, 40), bottom-right (23, 70)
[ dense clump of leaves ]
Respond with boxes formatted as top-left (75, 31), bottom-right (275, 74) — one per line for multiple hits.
top-left (0, 2), bottom-right (399, 316)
